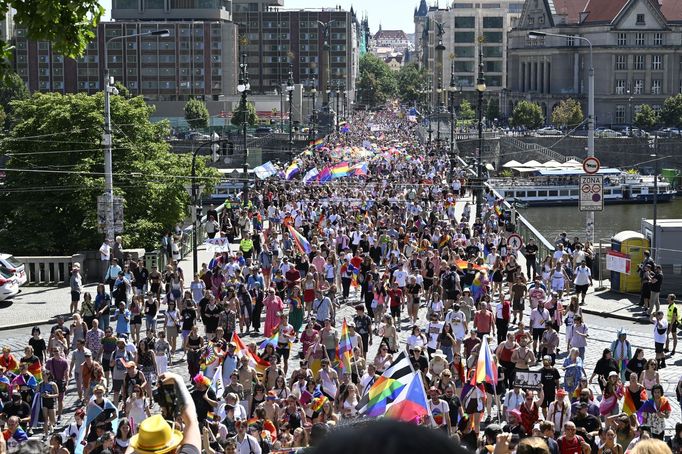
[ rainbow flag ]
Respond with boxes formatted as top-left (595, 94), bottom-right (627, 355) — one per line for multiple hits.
top-left (356, 351), bottom-right (414, 417)
top-left (309, 137), bottom-right (324, 149)
top-left (317, 213), bottom-right (326, 233)
top-left (24, 358), bottom-right (42, 383)
top-left (494, 204), bottom-right (503, 216)
top-left (384, 369), bottom-right (431, 424)
top-left (0, 354), bottom-right (19, 374)
top-left (470, 336), bottom-right (498, 386)
top-left (331, 162), bottom-right (350, 178)
top-left (287, 225), bottom-right (312, 254)
top-left (336, 320), bottom-right (353, 374)
top-left (438, 234), bottom-right (451, 249)
top-left (311, 395), bottom-right (328, 412)
top-left (259, 331), bottom-right (279, 350)
top-left (285, 162), bottom-right (300, 180)
top-left (317, 167), bottom-right (332, 184)
top-left (622, 387), bottom-right (647, 416)
top-left (637, 397), bottom-right (672, 424)
top-left (231, 332), bottom-right (269, 375)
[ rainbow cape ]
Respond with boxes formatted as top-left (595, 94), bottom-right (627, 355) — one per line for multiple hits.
top-left (637, 396), bottom-right (671, 424)
top-left (287, 225), bottom-right (312, 254)
top-left (232, 332), bottom-right (270, 375)
top-left (336, 319), bottom-right (353, 374)
top-left (23, 358), bottom-right (42, 383)
top-left (622, 387), bottom-right (647, 416)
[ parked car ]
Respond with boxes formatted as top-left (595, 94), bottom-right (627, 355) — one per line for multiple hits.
top-left (595, 128), bottom-right (622, 138)
top-left (0, 269), bottom-right (19, 302)
top-left (0, 254), bottom-right (26, 286)
top-left (254, 126), bottom-right (274, 137)
top-left (536, 126), bottom-right (561, 135)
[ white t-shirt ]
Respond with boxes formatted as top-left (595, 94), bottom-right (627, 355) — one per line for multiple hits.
top-left (393, 269), bottom-right (408, 287)
top-left (654, 319), bottom-right (668, 344)
top-left (530, 307), bottom-right (550, 330)
top-left (573, 266), bottom-right (591, 286)
top-left (426, 322), bottom-right (444, 349)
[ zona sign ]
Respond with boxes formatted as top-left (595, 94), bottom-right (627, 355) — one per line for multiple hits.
top-left (582, 156), bottom-right (600, 174)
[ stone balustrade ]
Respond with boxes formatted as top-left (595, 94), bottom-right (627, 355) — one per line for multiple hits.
top-left (15, 254), bottom-right (85, 286)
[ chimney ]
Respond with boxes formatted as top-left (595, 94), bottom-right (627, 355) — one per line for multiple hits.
top-left (579, 11), bottom-right (589, 23)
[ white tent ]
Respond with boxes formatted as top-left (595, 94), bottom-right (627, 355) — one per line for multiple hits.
top-left (563, 159), bottom-right (582, 167)
top-left (502, 160), bottom-right (523, 168)
top-left (541, 159), bottom-right (562, 167)
top-left (523, 160), bottom-right (542, 167)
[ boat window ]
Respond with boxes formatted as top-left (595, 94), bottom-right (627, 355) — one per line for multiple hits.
top-left (548, 190), bottom-right (558, 196)
top-left (612, 189), bottom-right (621, 194)
top-left (604, 189), bottom-right (610, 195)
top-left (538, 190), bottom-right (547, 197)
top-left (559, 190), bottom-right (569, 196)
top-left (570, 190), bottom-right (578, 196)
top-left (526, 191), bottom-right (537, 197)
top-left (632, 188), bottom-right (641, 194)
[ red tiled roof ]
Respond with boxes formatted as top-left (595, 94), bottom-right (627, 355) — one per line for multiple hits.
top-left (552, 0), bottom-right (590, 24)
top-left (374, 30), bottom-right (408, 40)
top-left (581, 0), bottom-right (629, 23)
top-left (659, 0), bottom-right (682, 21)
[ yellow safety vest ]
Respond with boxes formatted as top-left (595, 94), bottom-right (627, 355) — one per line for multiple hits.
top-left (667, 302), bottom-right (678, 323)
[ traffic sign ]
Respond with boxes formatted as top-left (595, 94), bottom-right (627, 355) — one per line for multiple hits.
top-left (582, 156), bottom-right (600, 174)
top-left (507, 233), bottom-right (524, 250)
top-left (579, 175), bottom-right (604, 211)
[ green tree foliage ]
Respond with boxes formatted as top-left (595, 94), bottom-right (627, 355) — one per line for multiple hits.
top-left (458, 99), bottom-right (476, 120)
top-left (660, 94), bottom-right (682, 128)
top-left (0, 73), bottom-right (28, 129)
top-left (0, 1), bottom-right (103, 77)
top-left (634, 104), bottom-right (659, 130)
top-left (184, 98), bottom-right (210, 130)
top-left (231, 100), bottom-right (259, 127)
top-left (510, 100), bottom-right (544, 130)
top-left (396, 63), bottom-right (427, 105)
top-left (0, 92), bottom-right (218, 255)
top-left (485, 98), bottom-right (500, 121)
top-left (551, 98), bottom-right (584, 129)
top-left (357, 53), bottom-right (397, 107)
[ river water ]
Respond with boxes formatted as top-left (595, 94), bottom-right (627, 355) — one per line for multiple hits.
top-left (520, 198), bottom-right (682, 244)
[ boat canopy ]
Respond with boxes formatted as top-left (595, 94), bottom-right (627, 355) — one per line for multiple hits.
top-left (502, 160), bottom-right (522, 168)
top-left (536, 168), bottom-right (622, 176)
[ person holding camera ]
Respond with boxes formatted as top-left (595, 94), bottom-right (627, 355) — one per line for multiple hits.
top-left (128, 372), bottom-right (200, 454)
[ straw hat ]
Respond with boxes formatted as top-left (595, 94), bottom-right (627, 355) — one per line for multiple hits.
top-left (129, 415), bottom-right (183, 454)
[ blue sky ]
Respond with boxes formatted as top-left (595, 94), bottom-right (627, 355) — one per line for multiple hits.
top-left (99, 0), bottom-right (416, 33)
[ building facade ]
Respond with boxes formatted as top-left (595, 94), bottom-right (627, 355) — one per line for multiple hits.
top-left (507, 0), bottom-right (682, 126)
top-left (13, 0), bottom-right (238, 120)
top-left (373, 28), bottom-right (410, 51)
top-left (232, 0), bottom-right (359, 104)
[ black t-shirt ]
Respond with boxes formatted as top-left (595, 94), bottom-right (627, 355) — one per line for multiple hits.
top-left (541, 367), bottom-right (560, 401)
top-left (445, 396), bottom-right (461, 425)
top-left (51, 324), bottom-right (70, 337)
top-left (181, 308), bottom-right (197, 331)
top-left (3, 401), bottom-right (30, 418)
top-left (28, 337), bottom-right (47, 361)
top-left (651, 272), bottom-right (663, 292)
top-left (203, 305), bottom-right (222, 332)
top-left (191, 387), bottom-right (217, 422)
top-left (573, 414), bottom-right (601, 433)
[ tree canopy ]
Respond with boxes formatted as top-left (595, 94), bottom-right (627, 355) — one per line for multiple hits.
top-left (660, 93), bottom-right (682, 128)
top-left (551, 98), bottom-right (584, 129)
top-left (396, 63), bottom-right (427, 105)
top-left (0, 92), bottom-right (218, 255)
top-left (231, 100), bottom-right (259, 127)
top-left (510, 100), bottom-right (544, 130)
top-left (0, 73), bottom-right (28, 129)
top-left (458, 100), bottom-right (476, 121)
top-left (0, 1), bottom-right (103, 77)
top-left (634, 104), bottom-right (659, 130)
top-left (184, 98), bottom-right (210, 130)
top-left (357, 53), bottom-right (397, 108)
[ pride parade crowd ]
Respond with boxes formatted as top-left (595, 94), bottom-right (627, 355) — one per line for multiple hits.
top-left (0, 102), bottom-right (680, 454)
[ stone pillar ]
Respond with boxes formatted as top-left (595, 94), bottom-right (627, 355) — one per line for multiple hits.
top-left (544, 59), bottom-right (550, 94)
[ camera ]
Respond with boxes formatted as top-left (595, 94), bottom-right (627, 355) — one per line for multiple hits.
top-left (152, 383), bottom-right (179, 419)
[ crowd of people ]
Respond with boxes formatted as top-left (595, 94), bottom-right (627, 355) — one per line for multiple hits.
top-left (0, 102), bottom-right (680, 454)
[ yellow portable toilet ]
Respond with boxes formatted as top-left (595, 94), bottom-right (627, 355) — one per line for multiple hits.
top-left (610, 231), bottom-right (650, 293)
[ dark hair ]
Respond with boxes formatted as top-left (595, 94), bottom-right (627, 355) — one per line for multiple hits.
top-left (309, 420), bottom-right (467, 454)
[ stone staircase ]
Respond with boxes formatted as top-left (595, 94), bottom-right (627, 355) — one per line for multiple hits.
top-left (501, 136), bottom-right (581, 162)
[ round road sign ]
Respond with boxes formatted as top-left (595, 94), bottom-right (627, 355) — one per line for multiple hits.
top-left (507, 233), bottom-right (523, 250)
top-left (582, 156), bottom-right (600, 174)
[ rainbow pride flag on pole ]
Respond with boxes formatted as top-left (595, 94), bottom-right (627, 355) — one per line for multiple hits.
top-left (231, 332), bottom-right (269, 375)
top-left (356, 351), bottom-right (414, 417)
top-left (309, 137), bottom-right (324, 149)
top-left (470, 336), bottom-right (498, 386)
top-left (259, 331), bottom-right (279, 350)
top-left (331, 162), bottom-right (350, 178)
top-left (288, 225), bottom-right (312, 254)
top-left (336, 319), bottom-right (353, 373)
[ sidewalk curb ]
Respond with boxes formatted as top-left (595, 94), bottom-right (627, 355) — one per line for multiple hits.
top-left (581, 307), bottom-right (650, 324)
top-left (0, 317), bottom-right (60, 332)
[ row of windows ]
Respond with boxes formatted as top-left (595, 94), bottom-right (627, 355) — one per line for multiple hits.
top-left (615, 54), bottom-right (664, 70)
top-left (453, 31), bottom-right (503, 43)
top-left (454, 46), bottom-right (503, 58)
top-left (617, 32), bottom-right (664, 46)
top-left (615, 79), bottom-right (661, 94)
top-left (454, 16), bottom-right (504, 29)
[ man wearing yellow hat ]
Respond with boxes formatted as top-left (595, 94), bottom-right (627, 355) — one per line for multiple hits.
top-left (127, 373), bottom-right (200, 454)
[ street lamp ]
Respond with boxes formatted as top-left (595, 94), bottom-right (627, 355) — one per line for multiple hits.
top-left (448, 61), bottom-right (460, 159)
top-left (436, 78), bottom-right (443, 149)
top-left (475, 46), bottom-right (487, 219)
top-left (529, 29), bottom-right (595, 241)
top-left (237, 52), bottom-right (251, 206)
top-left (286, 65), bottom-right (295, 158)
top-left (310, 78), bottom-right (317, 141)
top-left (102, 28), bottom-right (169, 243)
top-left (335, 82), bottom-right (342, 133)
top-left (649, 135), bottom-right (660, 259)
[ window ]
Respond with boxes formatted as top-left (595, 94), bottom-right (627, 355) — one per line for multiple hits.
top-left (455, 16), bottom-right (475, 28)
top-left (616, 55), bottom-right (627, 70)
top-left (528, 17), bottom-right (534, 25)
top-left (617, 33), bottom-right (626, 46)
top-left (483, 31), bottom-right (503, 43)
top-left (455, 32), bottom-right (475, 43)
top-left (483, 17), bottom-right (503, 28)
top-left (616, 105), bottom-right (625, 123)
top-left (652, 79), bottom-right (662, 94)
top-left (635, 33), bottom-right (645, 46)
top-left (616, 79), bottom-right (626, 94)
top-left (636, 14), bottom-right (645, 25)
top-left (454, 46), bottom-right (475, 58)
top-left (654, 33), bottom-right (663, 46)
top-left (634, 79), bottom-right (644, 94)
top-left (567, 36), bottom-right (575, 46)
top-left (485, 60), bottom-right (503, 72)
top-left (454, 61), bottom-right (474, 72)
top-left (652, 55), bottom-right (662, 70)
top-left (483, 46), bottom-right (503, 57)
top-left (634, 55), bottom-right (644, 70)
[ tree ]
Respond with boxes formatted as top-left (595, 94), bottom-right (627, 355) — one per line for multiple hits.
top-left (357, 53), bottom-right (397, 108)
top-left (0, 92), bottom-right (218, 255)
top-left (485, 98), bottom-right (500, 122)
top-left (0, 1), bottom-right (103, 77)
top-left (231, 100), bottom-right (259, 127)
top-left (0, 73), bottom-right (28, 129)
top-left (634, 104), bottom-right (659, 130)
top-left (184, 98), bottom-right (210, 130)
top-left (510, 100), bottom-right (544, 130)
top-left (458, 99), bottom-right (475, 121)
top-left (551, 98), bottom-right (584, 130)
top-left (396, 63), bottom-right (427, 105)
top-left (660, 94), bottom-right (682, 128)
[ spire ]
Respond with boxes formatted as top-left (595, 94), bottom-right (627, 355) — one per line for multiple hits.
top-left (417, 0), bottom-right (429, 16)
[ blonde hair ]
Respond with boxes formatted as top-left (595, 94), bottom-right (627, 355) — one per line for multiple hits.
top-left (631, 439), bottom-right (672, 454)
